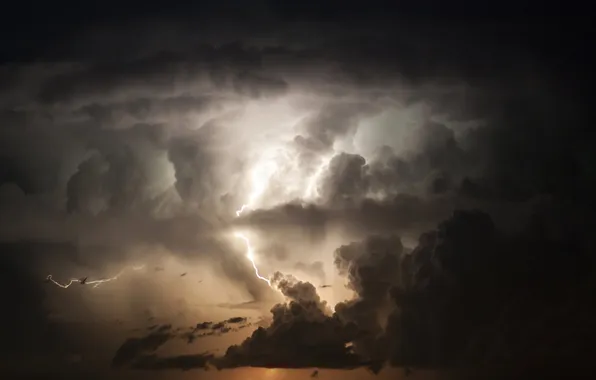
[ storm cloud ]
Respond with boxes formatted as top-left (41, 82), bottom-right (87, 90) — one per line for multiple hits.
top-left (207, 207), bottom-right (595, 375)
top-left (1, 2), bottom-right (594, 378)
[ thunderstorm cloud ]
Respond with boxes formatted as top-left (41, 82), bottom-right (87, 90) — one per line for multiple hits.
top-left (1, 2), bottom-right (594, 379)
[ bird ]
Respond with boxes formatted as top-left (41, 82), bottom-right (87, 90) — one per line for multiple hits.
top-left (311, 370), bottom-right (319, 378)
top-left (180, 272), bottom-right (187, 277)
top-left (79, 277), bottom-right (88, 285)
top-left (319, 284), bottom-right (332, 288)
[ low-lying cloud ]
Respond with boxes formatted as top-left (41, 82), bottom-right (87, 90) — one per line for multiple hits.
top-left (111, 205), bottom-right (596, 376)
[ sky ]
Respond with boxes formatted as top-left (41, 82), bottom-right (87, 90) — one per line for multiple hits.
top-left (1, 1), bottom-right (595, 379)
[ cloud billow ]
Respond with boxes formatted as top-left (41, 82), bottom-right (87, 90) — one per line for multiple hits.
top-left (208, 207), bottom-right (596, 375)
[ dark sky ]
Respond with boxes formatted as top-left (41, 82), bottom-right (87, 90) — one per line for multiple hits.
top-left (1, 1), bottom-right (592, 60)
top-left (1, 1), bottom-right (595, 379)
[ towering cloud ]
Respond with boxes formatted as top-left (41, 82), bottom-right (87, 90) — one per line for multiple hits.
top-left (212, 207), bottom-right (596, 376)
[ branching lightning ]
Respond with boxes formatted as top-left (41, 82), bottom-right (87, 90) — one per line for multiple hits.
top-left (46, 265), bottom-right (145, 289)
top-left (234, 152), bottom-right (333, 287)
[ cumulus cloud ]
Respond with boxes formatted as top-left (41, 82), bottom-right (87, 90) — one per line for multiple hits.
top-left (209, 207), bottom-right (596, 375)
top-left (198, 234), bottom-right (404, 373)
top-left (214, 277), bottom-right (366, 370)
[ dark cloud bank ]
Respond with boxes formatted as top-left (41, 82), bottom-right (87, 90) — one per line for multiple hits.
top-left (117, 205), bottom-right (596, 377)
top-left (1, 2), bottom-right (595, 379)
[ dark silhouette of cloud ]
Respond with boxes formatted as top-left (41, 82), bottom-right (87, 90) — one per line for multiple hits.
top-left (112, 332), bottom-right (172, 368)
top-left (131, 353), bottom-right (213, 371)
top-left (226, 317), bottom-right (247, 324)
top-left (115, 316), bottom-right (250, 363)
top-left (194, 321), bottom-right (212, 330)
top-left (212, 242), bottom-right (405, 372)
top-left (213, 207), bottom-right (596, 376)
top-left (215, 305), bottom-right (365, 370)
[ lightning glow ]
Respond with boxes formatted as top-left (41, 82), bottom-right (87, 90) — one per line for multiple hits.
top-left (236, 155), bottom-right (279, 217)
top-left (304, 154), bottom-right (333, 200)
top-left (232, 153), bottom-right (283, 286)
top-left (235, 204), bottom-right (249, 217)
top-left (233, 150), bottom-right (335, 288)
top-left (46, 265), bottom-right (146, 289)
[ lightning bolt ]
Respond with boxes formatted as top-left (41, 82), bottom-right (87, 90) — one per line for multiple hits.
top-left (235, 204), bottom-right (249, 217)
top-left (233, 232), bottom-right (271, 286)
top-left (46, 265), bottom-right (145, 289)
top-left (233, 153), bottom-right (333, 287)
top-left (232, 156), bottom-right (281, 286)
top-left (46, 151), bottom-right (327, 291)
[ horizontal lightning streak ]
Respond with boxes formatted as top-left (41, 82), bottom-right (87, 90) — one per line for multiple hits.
top-left (45, 276), bottom-right (80, 289)
top-left (46, 265), bottom-right (145, 289)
